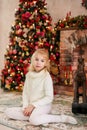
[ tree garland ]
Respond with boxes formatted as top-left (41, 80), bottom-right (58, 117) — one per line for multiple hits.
top-left (82, 0), bottom-right (87, 9)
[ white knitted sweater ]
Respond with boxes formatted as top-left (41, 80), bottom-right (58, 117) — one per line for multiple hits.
top-left (22, 69), bottom-right (54, 108)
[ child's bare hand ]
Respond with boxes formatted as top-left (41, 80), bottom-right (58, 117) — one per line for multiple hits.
top-left (23, 105), bottom-right (35, 116)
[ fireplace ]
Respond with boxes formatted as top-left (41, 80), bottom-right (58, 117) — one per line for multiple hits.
top-left (59, 29), bottom-right (87, 86)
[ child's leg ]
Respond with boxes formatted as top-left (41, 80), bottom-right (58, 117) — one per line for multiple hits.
top-left (5, 107), bottom-right (29, 121)
top-left (29, 104), bottom-right (77, 125)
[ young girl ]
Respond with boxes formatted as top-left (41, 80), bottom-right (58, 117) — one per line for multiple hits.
top-left (5, 48), bottom-right (77, 125)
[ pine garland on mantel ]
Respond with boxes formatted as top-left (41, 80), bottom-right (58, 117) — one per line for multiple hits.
top-left (55, 15), bottom-right (87, 31)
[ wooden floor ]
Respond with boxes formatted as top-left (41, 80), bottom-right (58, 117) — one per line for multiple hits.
top-left (54, 85), bottom-right (74, 96)
top-left (54, 84), bottom-right (87, 97)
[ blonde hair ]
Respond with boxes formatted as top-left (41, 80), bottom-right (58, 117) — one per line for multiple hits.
top-left (29, 48), bottom-right (50, 72)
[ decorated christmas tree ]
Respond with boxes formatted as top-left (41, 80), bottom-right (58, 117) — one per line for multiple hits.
top-left (1, 0), bottom-right (60, 91)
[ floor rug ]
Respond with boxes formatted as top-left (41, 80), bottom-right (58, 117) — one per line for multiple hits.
top-left (0, 89), bottom-right (87, 130)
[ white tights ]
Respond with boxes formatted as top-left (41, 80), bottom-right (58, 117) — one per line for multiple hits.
top-left (5, 104), bottom-right (77, 125)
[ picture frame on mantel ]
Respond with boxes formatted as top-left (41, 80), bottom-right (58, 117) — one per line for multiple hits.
top-left (59, 29), bottom-right (87, 86)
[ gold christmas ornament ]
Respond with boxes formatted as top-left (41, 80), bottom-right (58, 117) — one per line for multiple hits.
top-left (10, 72), bottom-right (15, 76)
top-left (22, 53), bottom-right (25, 57)
top-left (26, 51), bottom-right (29, 56)
top-left (5, 84), bottom-right (10, 89)
top-left (16, 37), bottom-right (21, 42)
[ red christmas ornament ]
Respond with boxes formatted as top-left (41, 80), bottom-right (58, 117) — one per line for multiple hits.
top-left (22, 12), bottom-right (31, 21)
top-left (16, 25), bottom-right (20, 30)
top-left (50, 54), bottom-right (55, 61)
top-left (13, 49), bottom-right (17, 54)
top-left (60, 23), bottom-right (65, 28)
top-left (10, 63), bottom-right (14, 67)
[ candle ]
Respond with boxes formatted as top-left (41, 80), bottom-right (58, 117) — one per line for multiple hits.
top-left (70, 65), bottom-right (72, 71)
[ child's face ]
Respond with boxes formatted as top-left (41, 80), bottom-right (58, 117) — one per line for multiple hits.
top-left (33, 54), bottom-right (47, 72)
